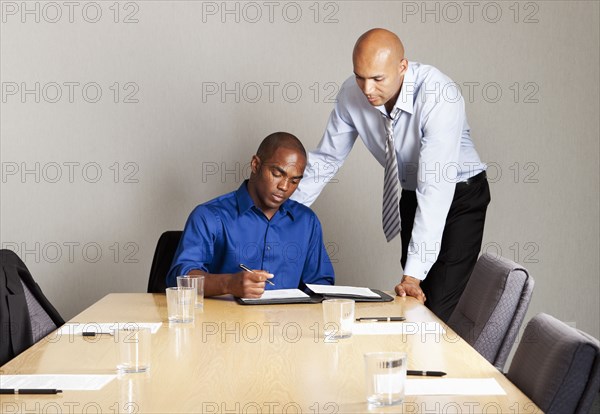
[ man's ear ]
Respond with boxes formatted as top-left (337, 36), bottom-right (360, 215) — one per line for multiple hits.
top-left (398, 58), bottom-right (408, 77)
top-left (250, 155), bottom-right (261, 175)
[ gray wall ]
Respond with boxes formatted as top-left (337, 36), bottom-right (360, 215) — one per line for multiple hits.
top-left (1, 1), bottom-right (598, 343)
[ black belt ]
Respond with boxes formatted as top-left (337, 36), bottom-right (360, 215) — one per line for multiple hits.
top-left (459, 170), bottom-right (487, 186)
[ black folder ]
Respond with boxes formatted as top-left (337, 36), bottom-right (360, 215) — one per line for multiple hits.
top-left (235, 289), bottom-right (394, 306)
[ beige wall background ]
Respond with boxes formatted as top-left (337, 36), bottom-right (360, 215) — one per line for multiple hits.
top-left (1, 1), bottom-right (599, 343)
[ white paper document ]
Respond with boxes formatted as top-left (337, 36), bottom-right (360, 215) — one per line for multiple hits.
top-left (57, 322), bottom-right (162, 335)
top-left (0, 374), bottom-right (116, 391)
top-left (306, 284), bottom-right (380, 298)
top-left (406, 378), bottom-right (506, 395)
top-left (353, 321), bottom-right (446, 335)
top-left (240, 289), bottom-right (309, 303)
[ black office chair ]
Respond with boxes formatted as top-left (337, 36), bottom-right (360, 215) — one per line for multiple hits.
top-left (447, 253), bottom-right (534, 371)
top-left (0, 250), bottom-right (65, 366)
top-left (506, 313), bottom-right (600, 414)
top-left (147, 231), bottom-right (183, 293)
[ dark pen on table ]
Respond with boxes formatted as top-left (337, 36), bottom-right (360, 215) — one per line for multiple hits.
top-left (407, 370), bottom-right (447, 377)
top-left (82, 331), bottom-right (113, 337)
top-left (1, 389), bottom-right (63, 394)
top-left (239, 264), bottom-right (275, 286)
top-left (355, 316), bottom-right (406, 322)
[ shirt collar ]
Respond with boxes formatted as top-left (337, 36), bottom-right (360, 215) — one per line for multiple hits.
top-left (235, 180), bottom-right (296, 220)
top-left (375, 63), bottom-right (415, 117)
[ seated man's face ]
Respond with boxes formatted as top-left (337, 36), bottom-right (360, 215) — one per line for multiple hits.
top-left (250, 147), bottom-right (306, 216)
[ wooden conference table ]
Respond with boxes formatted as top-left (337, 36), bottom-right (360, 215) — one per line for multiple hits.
top-left (0, 293), bottom-right (540, 413)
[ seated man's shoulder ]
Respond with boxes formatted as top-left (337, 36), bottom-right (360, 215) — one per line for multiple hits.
top-left (190, 190), bottom-right (237, 217)
top-left (286, 199), bottom-right (320, 222)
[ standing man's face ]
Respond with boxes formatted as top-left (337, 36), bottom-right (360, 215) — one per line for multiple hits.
top-left (353, 49), bottom-right (407, 109)
top-left (249, 147), bottom-right (306, 219)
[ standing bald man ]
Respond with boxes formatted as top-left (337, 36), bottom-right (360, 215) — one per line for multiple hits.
top-left (291, 28), bottom-right (490, 322)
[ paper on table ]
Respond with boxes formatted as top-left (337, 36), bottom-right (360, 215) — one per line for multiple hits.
top-left (406, 378), bottom-right (506, 395)
top-left (306, 284), bottom-right (380, 298)
top-left (0, 374), bottom-right (116, 391)
top-left (240, 289), bottom-right (309, 302)
top-left (353, 321), bottom-right (446, 335)
top-left (57, 322), bottom-right (162, 335)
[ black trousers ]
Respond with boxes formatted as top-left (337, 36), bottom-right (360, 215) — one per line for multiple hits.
top-left (400, 173), bottom-right (491, 323)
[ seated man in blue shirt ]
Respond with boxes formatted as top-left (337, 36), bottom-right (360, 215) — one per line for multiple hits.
top-left (167, 132), bottom-right (335, 298)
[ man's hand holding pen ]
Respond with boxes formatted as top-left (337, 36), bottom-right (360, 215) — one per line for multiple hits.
top-left (229, 264), bottom-right (274, 298)
top-left (188, 265), bottom-right (274, 298)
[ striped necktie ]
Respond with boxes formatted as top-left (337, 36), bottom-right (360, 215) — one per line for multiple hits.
top-left (382, 109), bottom-right (401, 242)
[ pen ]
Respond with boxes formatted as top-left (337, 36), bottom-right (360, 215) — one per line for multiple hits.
top-left (407, 370), bottom-right (447, 377)
top-left (239, 264), bottom-right (275, 286)
top-left (82, 331), bottom-right (113, 336)
top-left (355, 317), bottom-right (406, 322)
top-left (0, 389), bottom-right (63, 394)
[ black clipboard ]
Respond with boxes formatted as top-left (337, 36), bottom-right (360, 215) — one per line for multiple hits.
top-left (235, 289), bottom-right (394, 306)
top-left (320, 289), bottom-right (394, 302)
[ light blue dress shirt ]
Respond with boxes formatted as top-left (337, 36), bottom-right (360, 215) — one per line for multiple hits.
top-left (167, 181), bottom-right (335, 289)
top-left (291, 62), bottom-right (486, 280)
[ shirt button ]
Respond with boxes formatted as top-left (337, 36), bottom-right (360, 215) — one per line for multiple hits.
top-left (267, 246), bottom-right (271, 250)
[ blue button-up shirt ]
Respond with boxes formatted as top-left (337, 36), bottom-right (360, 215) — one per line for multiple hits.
top-left (167, 181), bottom-right (335, 289)
top-left (291, 62), bottom-right (486, 280)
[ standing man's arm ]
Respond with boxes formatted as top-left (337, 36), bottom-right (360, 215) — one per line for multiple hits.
top-left (395, 82), bottom-right (465, 302)
top-left (291, 92), bottom-right (359, 206)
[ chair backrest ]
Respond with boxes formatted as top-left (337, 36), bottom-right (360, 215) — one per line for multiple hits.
top-left (0, 249), bottom-right (65, 365)
top-left (507, 313), bottom-right (600, 414)
top-left (21, 280), bottom-right (59, 343)
top-left (147, 231), bottom-right (182, 293)
top-left (447, 253), bottom-right (534, 371)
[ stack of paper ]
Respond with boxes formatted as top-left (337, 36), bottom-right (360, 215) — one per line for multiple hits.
top-left (239, 289), bottom-right (309, 303)
top-left (306, 284), bottom-right (380, 298)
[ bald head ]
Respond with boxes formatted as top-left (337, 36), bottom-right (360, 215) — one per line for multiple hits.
top-left (353, 28), bottom-right (405, 67)
top-left (352, 29), bottom-right (408, 111)
top-left (256, 132), bottom-right (306, 162)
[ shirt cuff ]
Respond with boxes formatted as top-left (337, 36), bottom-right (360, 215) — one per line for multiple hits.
top-left (403, 256), bottom-right (435, 281)
top-left (168, 264), bottom-right (205, 286)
